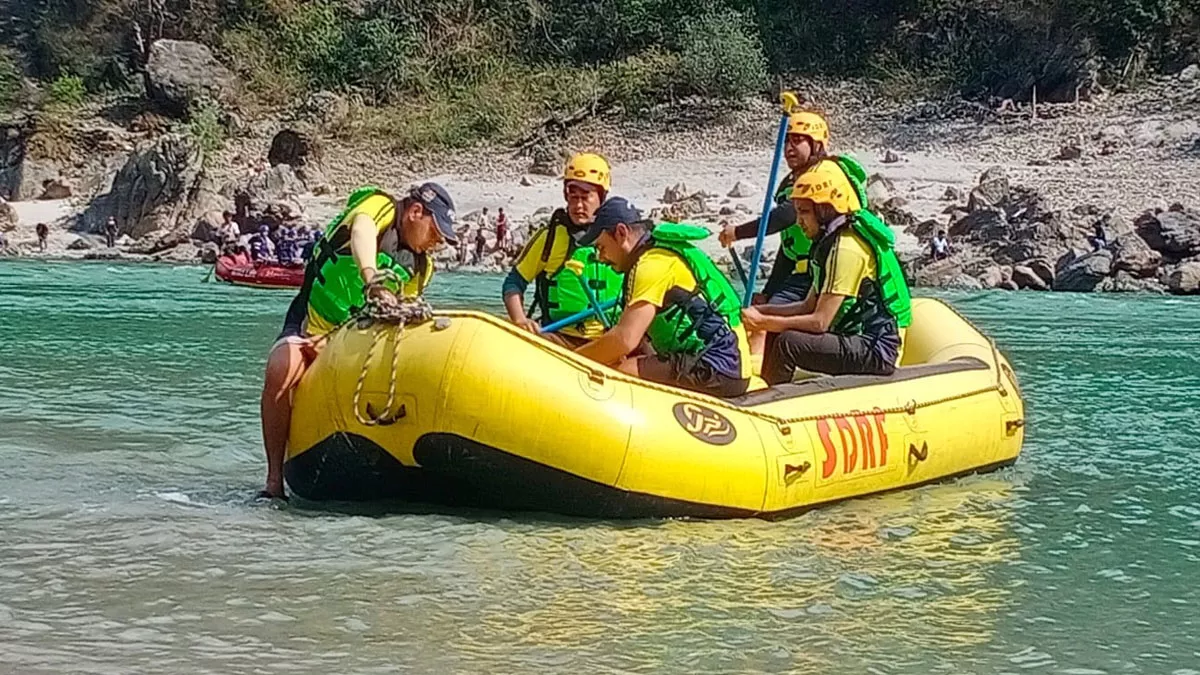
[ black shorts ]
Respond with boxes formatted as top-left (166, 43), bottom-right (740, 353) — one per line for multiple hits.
top-left (639, 353), bottom-right (749, 398)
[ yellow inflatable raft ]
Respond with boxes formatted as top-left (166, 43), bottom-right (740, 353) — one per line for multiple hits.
top-left (285, 298), bottom-right (1025, 518)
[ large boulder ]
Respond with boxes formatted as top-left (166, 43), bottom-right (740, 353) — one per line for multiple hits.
top-left (238, 164), bottom-right (306, 204)
top-left (978, 266), bottom-right (1005, 289)
top-left (1163, 261), bottom-right (1200, 295)
top-left (1053, 249), bottom-right (1113, 292)
top-left (866, 174), bottom-right (895, 205)
top-left (1098, 271), bottom-right (1166, 294)
top-left (1110, 233), bottom-right (1162, 278)
top-left (145, 40), bottom-right (238, 117)
top-left (73, 134), bottom-right (205, 239)
top-left (1134, 207), bottom-right (1200, 261)
top-left (1025, 258), bottom-right (1056, 287)
top-left (1011, 264), bottom-right (1049, 291)
top-left (967, 166), bottom-right (1010, 212)
top-left (949, 208), bottom-right (1006, 241)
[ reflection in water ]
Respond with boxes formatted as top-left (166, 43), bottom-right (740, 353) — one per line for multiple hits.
top-left (1, 262), bottom-right (1199, 673)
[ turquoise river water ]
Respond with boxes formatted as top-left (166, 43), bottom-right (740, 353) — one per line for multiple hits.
top-left (1, 260), bottom-right (1198, 674)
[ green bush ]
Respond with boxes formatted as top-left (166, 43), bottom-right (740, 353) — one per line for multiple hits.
top-left (47, 74), bottom-right (87, 109)
top-left (187, 99), bottom-right (227, 158)
top-left (677, 9), bottom-right (768, 98)
top-left (0, 49), bottom-right (21, 113)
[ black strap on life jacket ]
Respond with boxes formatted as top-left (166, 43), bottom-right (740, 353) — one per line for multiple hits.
top-left (530, 210), bottom-right (575, 320)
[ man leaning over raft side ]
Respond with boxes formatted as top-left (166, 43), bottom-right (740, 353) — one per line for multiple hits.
top-left (741, 168), bottom-right (912, 385)
top-left (257, 182), bottom-right (459, 500)
top-left (574, 197), bottom-right (752, 399)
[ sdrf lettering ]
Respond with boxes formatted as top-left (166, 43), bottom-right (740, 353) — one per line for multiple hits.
top-left (816, 410), bottom-right (889, 479)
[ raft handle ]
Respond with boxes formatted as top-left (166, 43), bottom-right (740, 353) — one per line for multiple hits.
top-left (588, 369), bottom-right (606, 386)
top-left (365, 403), bottom-right (407, 426)
top-left (1005, 419), bottom-right (1025, 435)
top-left (784, 462), bottom-right (811, 478)
top-left (908, 442), bottom-right (929, 463)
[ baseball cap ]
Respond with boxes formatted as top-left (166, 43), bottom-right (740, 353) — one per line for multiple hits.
top-left (410, 182), bottom-right (458, 245)
top-left (578, 196), bottom-right (642, 246)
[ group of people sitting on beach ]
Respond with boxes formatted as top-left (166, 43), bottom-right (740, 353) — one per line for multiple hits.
top-left (254, 110), bottom-right (913, 500)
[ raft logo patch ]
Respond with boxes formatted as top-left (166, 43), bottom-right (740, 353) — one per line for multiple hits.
top-left (673, 403), bottom-right (736, 446)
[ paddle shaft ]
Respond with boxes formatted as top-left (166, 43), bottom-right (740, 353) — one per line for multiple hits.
top-left (743, 113), bottom-right (789, 307)
top-left (578, 272), bottom-right (613, 328)
top-left (729, 248), bottom-right (749, 293)
top-left (541, 299), bottom-right (620, 334)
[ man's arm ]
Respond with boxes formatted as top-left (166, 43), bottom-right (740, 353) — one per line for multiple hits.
top-left (575, 301), bottom-right (657, 366)
top-left (731, 201), bottom-right (798, 240)
top-left (775, 292), bottom-right (845, 333)
top-left (502, 229), bottom-right (549, 330)
top-left (349, 213), bottom-right (381, 283)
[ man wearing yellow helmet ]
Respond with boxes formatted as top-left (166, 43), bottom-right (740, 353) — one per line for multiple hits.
top-left (502, 152), bottom-right (624, 346)
top-left (719, 112), bottom-right (868, 309)
top-left (741, 169), bottom-right (911, 384)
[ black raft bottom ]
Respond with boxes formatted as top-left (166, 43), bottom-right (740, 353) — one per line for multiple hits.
top-left (284, 432), bottom-right (1014, 520)
top-left (284, 432), bottom-right (755, 519)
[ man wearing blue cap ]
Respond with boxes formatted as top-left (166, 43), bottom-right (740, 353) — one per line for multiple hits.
top-left (257, 182), bottom-right (458, 500)
top-left (574, 197), bottom-right (751, 398)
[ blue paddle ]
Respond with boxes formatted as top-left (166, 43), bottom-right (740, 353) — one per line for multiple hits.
top-left (541, 299), bottom-right (620, 334)
top-left (743, 91), bottom-right (800, 307)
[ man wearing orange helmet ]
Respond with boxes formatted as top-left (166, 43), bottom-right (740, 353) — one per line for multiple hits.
top-left (719, 111), bottom-right (868, 308)
top-left (502, 152), bottom-right (624, 346)
top-left (741, 169), bottom-right (911, 383)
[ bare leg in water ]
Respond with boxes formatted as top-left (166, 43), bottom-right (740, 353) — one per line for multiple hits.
top-left (259, 337), bottom-right (317, 499)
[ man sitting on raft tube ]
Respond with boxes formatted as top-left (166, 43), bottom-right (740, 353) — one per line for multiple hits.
top-left (257, 182), bottom-right (459, 500)
top-left (502, 152), bottom-right (624, 347)
top-left (575, 197), bottom-right (752, 398)
top-left (741, 167), bottom-right (912, 385)
top-left (717, 112), bottom-right (869, 346)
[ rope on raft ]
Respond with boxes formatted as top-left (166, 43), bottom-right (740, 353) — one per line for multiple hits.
top-left (351, 294), bottom-right (435, 426)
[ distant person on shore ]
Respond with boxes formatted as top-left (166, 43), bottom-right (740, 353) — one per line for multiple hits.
top-left (496, 207), bottom-right (509, 252)
top-left (0, 229), bottom-right (9, 251)
top-left (742, 169), bottom-right (911, 383)
top-left (931, 230), bottom-right (950, 260)
top-left (104, 217), bottom-right (118, 248)
top-left (219, 211), bottom-right (240, 247)
top-left (473, 227), bottom-right (487, 265)
top-left (1088, 222), bottom-right (1108, 251)
top-left (257, 183), bottom-right (458, 500)
top-left (249, 225), bottom-right (275, 263)
top-left (501, 153), bottom-right (624, 347)
top-left (456, 225), bottom-right (470, 264)
top-left (36, 223), bottom-right (48, 252)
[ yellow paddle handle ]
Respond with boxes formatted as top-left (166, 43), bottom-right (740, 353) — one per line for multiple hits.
top-left (780, 91), bottom-right (800, 114)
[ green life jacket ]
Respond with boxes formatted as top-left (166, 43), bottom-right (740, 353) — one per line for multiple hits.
top-left (533, 216), bottom-right (624, 329)
top-left (305, 187), bottom-right (433, 327)
top-left (778, 155), bottom-right (871, 267)
top-left (810, 209), bottom-right (912, 336)
top-left (626, 223), bottom-right (742, 356)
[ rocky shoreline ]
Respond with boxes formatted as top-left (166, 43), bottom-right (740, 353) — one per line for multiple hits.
top-left (2, 38), bottom-right (1199, 294)
top-left (889, 166), bottom-right (1200, 295)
